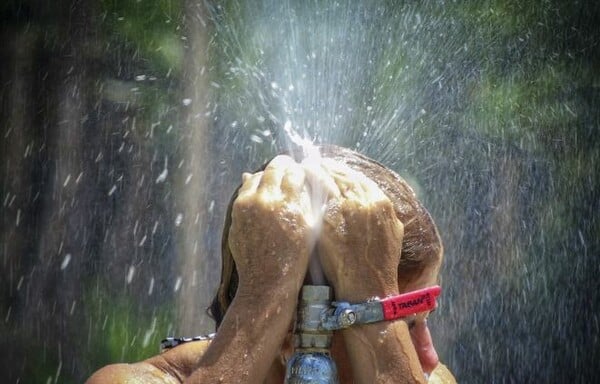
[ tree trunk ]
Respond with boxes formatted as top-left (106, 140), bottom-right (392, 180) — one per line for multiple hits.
top-left (175, 0), bottom-right (217, 335)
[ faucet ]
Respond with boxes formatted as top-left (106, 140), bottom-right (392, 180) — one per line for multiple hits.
top-left (284, 285), bottom-right (339, 383)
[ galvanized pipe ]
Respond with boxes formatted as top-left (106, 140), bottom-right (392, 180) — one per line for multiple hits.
top-left (284, 285), bottom-right (339, 384)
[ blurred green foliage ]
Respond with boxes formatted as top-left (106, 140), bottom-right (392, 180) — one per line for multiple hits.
top-left (1, 0), bottom-right (598, 382)
top-left (101, 0), bottom-right (184, 73)
top-left (83, 282), bottom-right (174, 365)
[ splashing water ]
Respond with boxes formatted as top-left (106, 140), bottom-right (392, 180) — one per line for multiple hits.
top-left (207, 1), bottom-right (413, 283)
top-left (204, 2), bottom-right (600, 382)
top-left (282, 119), bottom-right (327, 284)
top-left (207, 1), bottom-right (419, 160)
top-left (3, 1), bottom-right (598, 382)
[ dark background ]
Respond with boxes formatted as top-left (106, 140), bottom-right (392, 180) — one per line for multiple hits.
top-left (1, 1), bottom-right (599, 382)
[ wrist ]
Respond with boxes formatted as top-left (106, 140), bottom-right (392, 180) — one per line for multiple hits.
top-left (333, 281), bottom-right (399, 302)
top-left (234, 281), bottom-right (301, 316)
top-left (343, 317), bottom-right (407, 337)
top-left (342, 320), bottom-right (426, 384)
top-left (193, 286), bottom-right (298, 383)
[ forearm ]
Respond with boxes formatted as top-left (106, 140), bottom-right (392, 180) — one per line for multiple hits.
top-left (335, 283), bottom-right (426, 384)
top-left (342, 320), bottom-right (426, 384)
top-left (184, 285), bottom-right (298, 383)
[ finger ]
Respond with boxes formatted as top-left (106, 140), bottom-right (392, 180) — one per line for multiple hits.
top-left (265, 154), bottom-right (296, 171)
top-left (321, 159), bottom-right (365, 201)
top-left (281, 163), bottom-right (316, 228)
top-left (257, 155), bottom-right (296, 194)
top-left (257, 168), bottom-right (285, 195)
top-left (358, 173), bottom-right (388, 204)
top-left (302, 158), bottom-right (341, 200)
top-left (281, 161), bottom-right (306, 197)
top-left (237, 171), bottom-right (262, 199)
top-left (322, 159), bottom-right (387, 205)
top-left (242, 172), bottom-right (252, 184)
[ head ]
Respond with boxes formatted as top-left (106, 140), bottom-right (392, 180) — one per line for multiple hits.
top-left (210, 145), bottom-right (443, 376)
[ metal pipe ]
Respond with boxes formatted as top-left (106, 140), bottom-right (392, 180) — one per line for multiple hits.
top-left (284, 285), bottom-right (339, 384)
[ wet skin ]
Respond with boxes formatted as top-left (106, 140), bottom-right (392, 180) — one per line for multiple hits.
top-left (315, 158), bottom-right (442, 383)
top-left (86, 155), bottom-right (454, 384)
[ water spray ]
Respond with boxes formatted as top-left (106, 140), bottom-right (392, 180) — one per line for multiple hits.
top-left (280, 122), bottom-right (443, 381)
top-left (283, 120), bottom-right (329, 286)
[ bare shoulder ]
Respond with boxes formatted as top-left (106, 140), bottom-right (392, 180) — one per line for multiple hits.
top-left (85, 361), bottom-right (180, 384)
top-left (429, 362), bottom-right (457, 384)
top-left (86, 339), bottom-right (212, 384)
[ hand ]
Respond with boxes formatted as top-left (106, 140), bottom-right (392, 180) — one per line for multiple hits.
top-left (228, 155), bottom-right (315, 297)
top-left (317, 159), bottom-right (404, 301)
top-left (87, 157), bottom-right (316, 384)
top-left (177, 156), bottom-right (317, 383)
top-left (317, 160), bottom-right (426, 384)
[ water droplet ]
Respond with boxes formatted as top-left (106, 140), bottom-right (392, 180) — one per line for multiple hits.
top-left (60, 254), bottom-right (71, 270)
top-left (16, 276), bottom-right (24, 291)
top-left (143, 316), bottom-right (157, 347)
top-left (174, 276), bottom-right (182, 292)
top-left (148, 277), bottom-right (155, 296)
top-left (126, 265), bottom-right (135, 284)
top-left (175, 213), bottom-right (183, 226)
top-left (5, 306), bottom-right (11, 322)
top-left (63, 174), bottom-right (71, 187)
top-left (156, 168), bottom-right (168, 183)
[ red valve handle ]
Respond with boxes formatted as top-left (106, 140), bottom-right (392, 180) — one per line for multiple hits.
top-left (381, 285), bottom-right (441, 321)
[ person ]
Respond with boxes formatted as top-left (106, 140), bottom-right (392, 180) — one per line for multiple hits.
top-left (86, 145), bottom-right (456, 383)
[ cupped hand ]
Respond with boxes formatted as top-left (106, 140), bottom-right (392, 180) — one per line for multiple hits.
top-left (167, 156), bottom-right (321, 384)
top-left (317, 159), bottom-right (404, 302)
top-left (228, 155), bottom-right (315, 296)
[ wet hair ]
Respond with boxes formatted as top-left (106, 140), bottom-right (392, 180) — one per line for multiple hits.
top-left (209, 145), bottom-right (442, 328)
